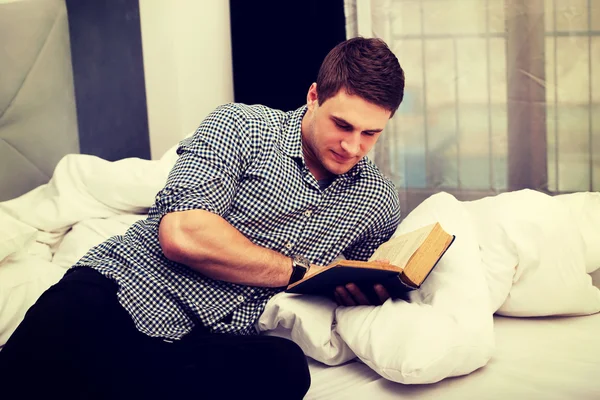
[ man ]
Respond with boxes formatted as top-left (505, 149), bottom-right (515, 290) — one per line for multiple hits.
top-left (0, 37), bottom-right (405, 399)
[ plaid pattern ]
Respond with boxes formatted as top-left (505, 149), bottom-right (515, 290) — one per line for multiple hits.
top-left (77, 103), bottom-right (401, 340)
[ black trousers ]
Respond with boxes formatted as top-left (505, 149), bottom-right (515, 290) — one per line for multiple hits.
top-left (0, 268), bottom-right (310, 400)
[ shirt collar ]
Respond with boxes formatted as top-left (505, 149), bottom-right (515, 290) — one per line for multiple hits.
top-left (281, 105), bottom-right (306, 159)
top-left (281, 105), bottom-right (366, 178)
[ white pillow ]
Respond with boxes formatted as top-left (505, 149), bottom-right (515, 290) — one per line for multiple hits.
top-left (0, 209), bottom-right (37, 262)
top-left (478, 190), bottom-right (600, 317)
top-left (463, 195), bottom-right (522, 313)
top-left (554, 192), bottom-right (600, 273)
top-left (335, 192), bottom-right (495, 384)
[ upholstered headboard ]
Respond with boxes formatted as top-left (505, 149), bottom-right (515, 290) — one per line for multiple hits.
top-left (0, 0), bottom-right (79, 201)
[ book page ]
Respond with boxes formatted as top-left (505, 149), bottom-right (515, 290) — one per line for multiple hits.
top-left (368, 224), bottom-right (434, 268)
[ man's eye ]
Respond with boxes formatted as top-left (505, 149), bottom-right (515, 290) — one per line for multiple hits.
top-left (335, 123), bottom-right (352, 131)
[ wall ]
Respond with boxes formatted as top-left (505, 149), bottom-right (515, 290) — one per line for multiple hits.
top-left (66, 0), bottom-right (151, 161)
top-left (229, 0), bottom-right (346, 112)
top-left (139, 0), bottom-right (234, 160)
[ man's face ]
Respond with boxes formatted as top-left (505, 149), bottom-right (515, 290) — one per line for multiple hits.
top-left (301, 83), bottom-right (391, 180)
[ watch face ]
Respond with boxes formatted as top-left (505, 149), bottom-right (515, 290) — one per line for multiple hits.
top-left (293, 255), bottom-right (310, 270)
top-left (288, 255), bottom-right (310, 286)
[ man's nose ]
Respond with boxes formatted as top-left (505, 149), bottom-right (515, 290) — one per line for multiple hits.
top-left (340, 133), bottom-right (360, 156)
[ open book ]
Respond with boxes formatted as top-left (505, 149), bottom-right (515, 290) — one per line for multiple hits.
top-left (286, 222), bottom-right (455, 300)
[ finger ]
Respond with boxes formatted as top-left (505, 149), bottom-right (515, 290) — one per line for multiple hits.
top-left (335, 286), bottom-right (357, 307)
top-left (374, 284), bottom-right (391, 304)
top-left (345, 283), bottom-right (370, 305)
top-left (334, 291), bottom-right (343, 306)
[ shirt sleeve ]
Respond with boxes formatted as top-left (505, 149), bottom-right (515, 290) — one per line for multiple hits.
top-left (342, 191), bottom-right (401, 261)
top-left (153, 104), bottom-right (251, 220)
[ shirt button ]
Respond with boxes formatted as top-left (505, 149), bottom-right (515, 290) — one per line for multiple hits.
top-left (237, 295), bottom-right (245, 302)
top-left (285, 242), bottom-right (293, 250)
top-left (304, 210), bottom-right (312, 217)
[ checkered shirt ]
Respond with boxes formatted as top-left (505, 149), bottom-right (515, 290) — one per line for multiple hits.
top-left (76, 103), bottom-right (401, 340)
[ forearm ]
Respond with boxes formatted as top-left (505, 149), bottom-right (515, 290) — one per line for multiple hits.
top-left (159, 209), bottom-right (293, 287)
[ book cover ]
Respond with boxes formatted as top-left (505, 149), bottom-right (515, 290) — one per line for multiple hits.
top-left (286, 222), bottom-right (455, 301)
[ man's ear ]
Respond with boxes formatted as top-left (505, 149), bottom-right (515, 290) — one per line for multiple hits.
top-left (306, 83), bottom-right (318, 111)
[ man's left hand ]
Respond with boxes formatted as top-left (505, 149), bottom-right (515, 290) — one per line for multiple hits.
top-left (334, 283), bottom-right (390, 306)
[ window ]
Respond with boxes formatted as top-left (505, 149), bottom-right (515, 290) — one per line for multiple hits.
top-left (369, 0), bottom-right (600, 213)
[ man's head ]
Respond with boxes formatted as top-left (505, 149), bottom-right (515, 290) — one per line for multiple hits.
top-left (316, 37), bottom-right (405, 117)
top-left (301, 37), bottom-right (405, 180)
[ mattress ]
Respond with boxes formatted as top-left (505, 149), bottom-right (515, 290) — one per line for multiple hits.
top-left (306, 310), bottom-right (600, 399)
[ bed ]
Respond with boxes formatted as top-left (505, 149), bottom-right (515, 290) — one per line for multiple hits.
top-left (306, 308), bottom-right (600, 399)
top-left (1, 1), bottom-right (600, 399)
top-left (2, 162), bottom-right (599, 400)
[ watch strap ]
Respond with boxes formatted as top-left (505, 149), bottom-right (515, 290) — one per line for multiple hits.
top-left (288, 255), bottom-right (310, 286)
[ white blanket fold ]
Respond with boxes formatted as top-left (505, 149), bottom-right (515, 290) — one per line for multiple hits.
top-left (1, 153), bottom-right (599, 385)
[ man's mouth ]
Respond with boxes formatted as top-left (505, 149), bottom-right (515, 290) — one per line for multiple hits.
top-left (331, 150), bottom-right (354, 163)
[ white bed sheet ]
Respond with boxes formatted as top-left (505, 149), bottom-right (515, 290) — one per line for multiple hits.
top-left (306, 270), bottom-right (600, 400)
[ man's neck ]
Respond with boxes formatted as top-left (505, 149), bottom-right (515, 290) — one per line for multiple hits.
top-left (301, 144), bottom-right (333, 181)
top-left (300, 112), bottom-right (333, 181)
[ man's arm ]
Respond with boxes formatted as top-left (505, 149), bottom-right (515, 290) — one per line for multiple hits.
top-left (159, 209), bottom-right (323, 288)
top-left (154, 105), bottom-right (325, 289)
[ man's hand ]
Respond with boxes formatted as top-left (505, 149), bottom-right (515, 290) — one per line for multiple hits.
top-left (333, 258), bottom-right (392, 306)
top-left (334, 283), bottom-right (390, 306)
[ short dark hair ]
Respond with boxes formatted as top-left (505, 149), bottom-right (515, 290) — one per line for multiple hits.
top-left (316, 37), bottom-right (405, 117)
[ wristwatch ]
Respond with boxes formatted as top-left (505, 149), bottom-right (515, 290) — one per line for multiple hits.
top-left (288, 255), bottom-right (311, 285)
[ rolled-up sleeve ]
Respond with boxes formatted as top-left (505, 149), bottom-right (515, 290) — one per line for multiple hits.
top-left (154, 104), bottom-right (249, 220)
